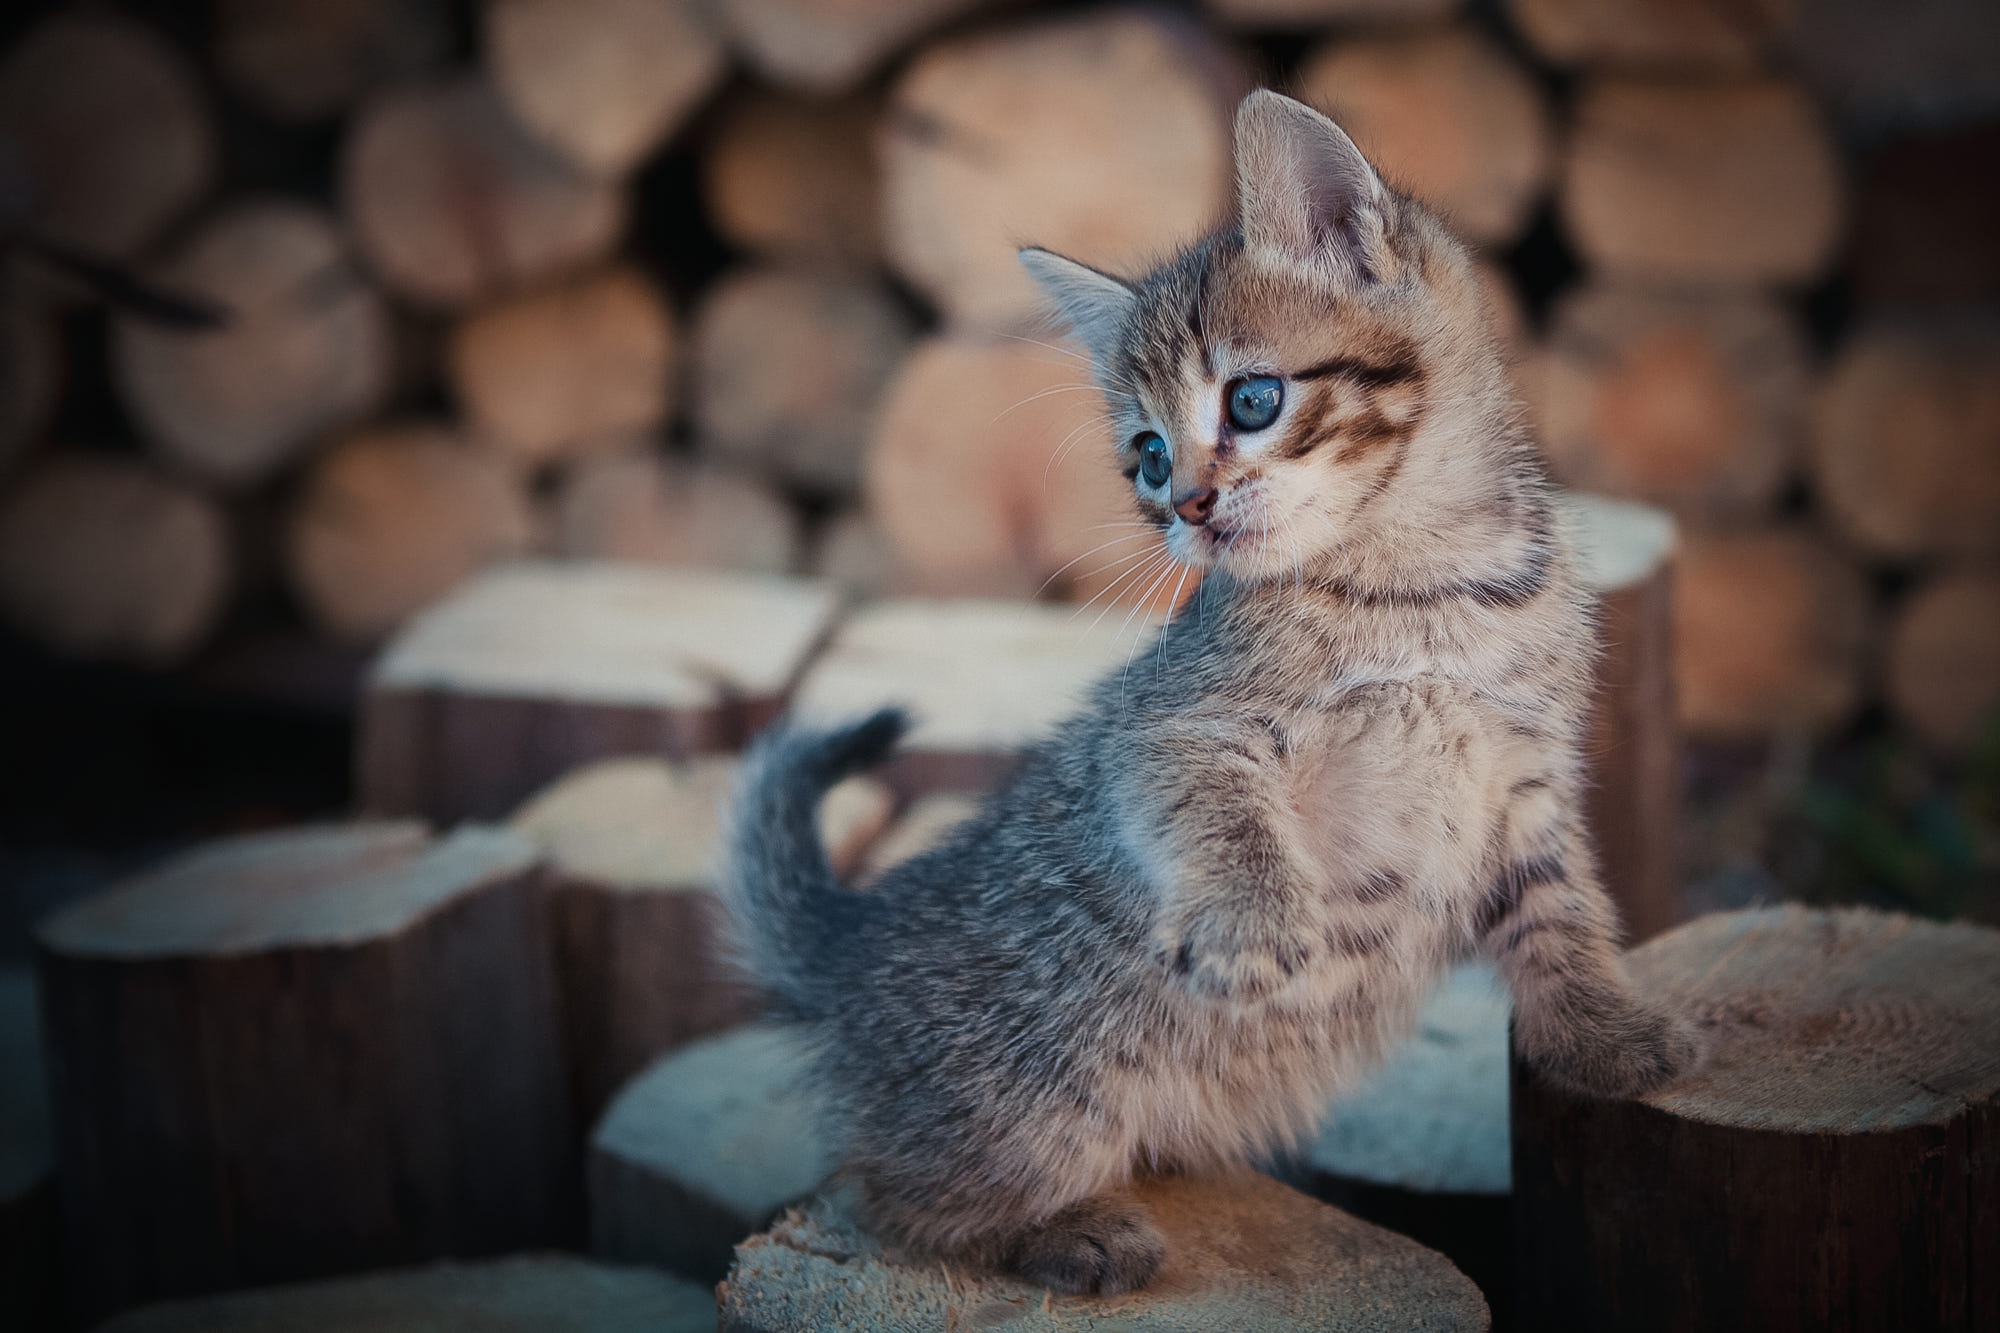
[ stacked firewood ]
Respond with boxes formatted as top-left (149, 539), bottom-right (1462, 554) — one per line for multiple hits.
top-left (0, 0), bottom-right (1995, 753)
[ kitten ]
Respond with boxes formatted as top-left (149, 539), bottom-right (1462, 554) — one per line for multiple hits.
top-left (723, 90), bottom-right (1702, 1296)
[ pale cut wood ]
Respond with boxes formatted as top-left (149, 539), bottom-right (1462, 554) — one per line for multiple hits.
top-left (485, 0), bottom-right (726, 178)
top-left (1887, 571), bottom-right (2000, 756)
top-left (35, 824), bottom-right (573, 1325)
top-left (1533, 283), bottom-right (1810, 520)
top-left (359, 562), bottom-right (844, 822)
top-left (1507, 0), bottom-right (1796, 70)
top-left (1673, 527), bottom-right (1871, 740)
top-left (553, 451), bottom-right (801, 576)
top-left (722, 1171), bottom-right (1488, 1331)
top-left (0, 298), bottom-right (60, 476)
top-left (513, 755), bottom-right (893, 1120)
top-left (341, 76), bottom-right (627, 309)
top-left (1295, 26), bottom-right (1553, 247)
top-left (99, 1254), bottom-right (715, 1333)
top-left (286, 424), bottom-right (536, 643)
top-left (112, 200), bottom-right (391, 489)
top-left (1205, 0), bottom-right (1462, 27)
top-left (0, 11), bottom-right (215, 260)
top-left (0, 454), bottom-right (230, 665)
top-left (703, 91), bottom-right (885, 266)
top-left (214, 0), bottom-right (451, 124)
top-left (717, 0), bottom-right (996, 93)
top-left (1559, 76), bottom-right (1844, 286)
top-left (448, 266), bottom-right (676, 467)
top-left (1810, 321), bottom-right (2000, 561)
top-left (691, 267), bottom-right (916, 498)
top-left (882, 9), bottom-right (1240, 328)
top-left (1514, 906), bottom-right (2000, 1332)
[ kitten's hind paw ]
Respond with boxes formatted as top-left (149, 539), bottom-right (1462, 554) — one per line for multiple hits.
top-left (1007, 1193), bottom-right (1166, 1296)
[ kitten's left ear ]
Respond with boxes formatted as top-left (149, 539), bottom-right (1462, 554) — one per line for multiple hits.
top-left (1234, 90), bottom-right (1393, 284)
top-left (1019, 248), bottom-right (1137, 365)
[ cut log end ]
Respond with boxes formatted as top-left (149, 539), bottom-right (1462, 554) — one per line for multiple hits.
top-left (703, 91), bottom-right (886, 265)
top-left (552, 452), bottom-right (802, 577)
top-left (1887, 571), bottom-right (2000, 755)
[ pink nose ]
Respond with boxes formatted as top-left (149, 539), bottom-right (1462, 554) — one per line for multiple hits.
top-left (1173, 486), bottom-right (1217, 526)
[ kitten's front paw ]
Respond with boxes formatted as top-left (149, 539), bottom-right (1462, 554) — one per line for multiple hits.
top-left (1533, 1002), bottom-right (1706, 1099)
top-left (1153, 901), bottom-right (1311, 1002)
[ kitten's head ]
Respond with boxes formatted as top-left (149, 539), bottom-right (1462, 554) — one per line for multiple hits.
top-left (1022, 91), bottom-right (1503, 582)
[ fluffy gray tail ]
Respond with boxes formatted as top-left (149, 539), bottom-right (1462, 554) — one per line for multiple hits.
top-left (720, 707), bottom-right (908, 1019)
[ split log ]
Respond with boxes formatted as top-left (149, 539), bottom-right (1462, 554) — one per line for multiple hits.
top-left (1887, 570), bottom-right (2000, 756)
top-left (0, 968), bottom-right (57, 1333)
top-left (702, 91), bottom-right (885, 266)
top-left (1205, 0), bottom-right (1464, 28)
top-left (513, 755), bottom-right (893, 1122)
top-left (1294, 26), bottom-right (1553, 247)
top-left (34, 823), bottom-right (574, 1324)
top-left (1847, 125), bottom-right (2000, 307)
top-left (447, 266), bottom-right (677, 468)
top-left (98, 1254), bottom-right (716, 1332)
top-left (341, 76), bottom-right (627, 309)
top-left (284, 424), bottom-right (536, 643)
top-left (213, 0), bottom-right (451, 124)
top-left (591, 1024), bottom-right (831, 1283)
top-left (715, 0), bottom-right (995, 93)
top-left (1533, 283), bottom-right (1810, 521)
top-left (485, 0), bottom-right (726, 178)
top-left (0, 454), bottom-right (231, 665)
top-left (0, 11), bottom-right (215, 261)
top-left (721, 1171), bottom-right (1489, 1331)
top-left (111, 200), bottom-right (392, 490)
top-left (0, 298), bottom-right (60, 476)
top-left (1513, 906), bottom-right (2000, 1333)
top-left (1559, 76), bottom-right (1844, 286)
top-left (1506, 0), bottom-right (1795, 71)
top-left (789, 597), bottom-right (1165, 799)
top-left (358, 562), bottom-right (844, 822)
top-left (881, 9), bottom-right (1240, 328)
top-left (552, 451), bottom-right (802, 575)
top-left (1672, 526), bottom-right (1871, 742)
top-left (1810, 320), bottom-right (2000, 561)
top-left (690, 266), bottom-right (916, 499)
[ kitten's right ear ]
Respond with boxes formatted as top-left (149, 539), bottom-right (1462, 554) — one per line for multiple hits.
top-left (1234, 90), bottom-right (1392, 284)
top-left (1019, 248), bottom-right (1137, 365)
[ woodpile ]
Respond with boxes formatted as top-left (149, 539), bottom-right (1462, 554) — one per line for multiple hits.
top-left (212, 0), bottom-right (450, 124)
top-left (1506, 0), bottom-right (1796, 71)
top-left (1513, 906), bottom-right (2000, 1332)
top-left (551, 451), bottom-right (802, 575)
top-left (702, 91), bottom-right (886, 265)
top-left (715, 0), bottom-right (996, 93)
top-left (1886, 572), bottom-right (2000, 756)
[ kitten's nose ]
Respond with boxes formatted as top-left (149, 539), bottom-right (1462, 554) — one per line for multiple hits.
top-left (1173, 486), bottom-right (1217, 526)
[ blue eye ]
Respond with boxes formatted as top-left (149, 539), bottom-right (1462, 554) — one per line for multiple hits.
top-left (1228, 376), bottom-right (1284, 432)
top-left (1136, 432), bottom-right (1171, 488)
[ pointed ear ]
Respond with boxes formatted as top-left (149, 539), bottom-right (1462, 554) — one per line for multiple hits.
top-left (1233, 90), bottom-right (1390, 282)
top-left (1019, 247), bottom-right (1137, 364)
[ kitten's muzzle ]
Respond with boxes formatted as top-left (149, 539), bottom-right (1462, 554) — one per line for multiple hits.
top-left (1173, 486), bottom-right (1218, 526)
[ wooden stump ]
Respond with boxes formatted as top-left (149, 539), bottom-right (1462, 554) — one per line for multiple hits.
top-left (513, 756), bottom-right (892, 1122)
top-left (881, 9), bottom-right (1240, 328)
top-left (112, 200), bottom-right (392, 489)
top-left (213, 0), bottom-right (451, 124)
top-left (1672, 526), bottom-right (1871, 741)
top-left (447, 266), bottom-right (677, 468)
top-left (1513, 906), bottom-right (2000, 1333)
top-left (359, 562), bottom-right (844, 822)
top-left (1532, 283), bottom-right (1810, 521)
top-left (1810, 320), bottom-right (2000, 561)
top-left (341, 76), bottom-right (627, 309)
top-left (1559, 76), bottom-right (1844, 286)
top-left (1887, 571), bottom-right (2000, 755)
top-left (552, 451), bottom-right (802, 575)
top-left (284, 424), bottom-right (537, 643)
top-left (98, 1254), bottom-right (716, 1332)
top-left (592, 1024), bottom-right (832, 1283)
top-left (702, 91), bottom-right (885, 266)
top-left (34, 823), bottom-right (574, 1325)
top-left (0, 11), bottom-right (215, 261)
top-left (0, 454), bottom-right (232, 665)
top-left (0, 967), bottom-right (57, 1333)
top-left (690, 266), bottom-right (916, 499)
top-left (789, 597), bottom-right (1166, 799)
top-left (721, 1170), bottom-right (1489, 1331)
top-left (485, 0), bottom-right (726, 178)
top-left (1294, 26), bottom-right (1553, 247)
top-left (715, 0), bottom-right (995, 93)
top-left (1506, 0), bottom-right (1795, 71)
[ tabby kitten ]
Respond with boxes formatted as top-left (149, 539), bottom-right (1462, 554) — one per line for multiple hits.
top-left (723, 90), bottom-right (1701, 1296)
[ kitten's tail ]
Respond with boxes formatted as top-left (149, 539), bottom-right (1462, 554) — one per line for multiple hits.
top-left (719, 707), bottom-right (909, 1019)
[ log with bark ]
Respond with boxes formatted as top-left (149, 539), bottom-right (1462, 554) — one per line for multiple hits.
top-left (1513, 906), bottom-right (2000, 1333)
top-left (551, 451), bottom-right (802, 576)
top-left (1887, 570), bottom-right (2000, 756)
top-left (702, 91), bottom-right (886, 266)
top-left (213, 0), bottom-right (451, 124)
top-left (34, 823), bottom-right (574, 1325)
